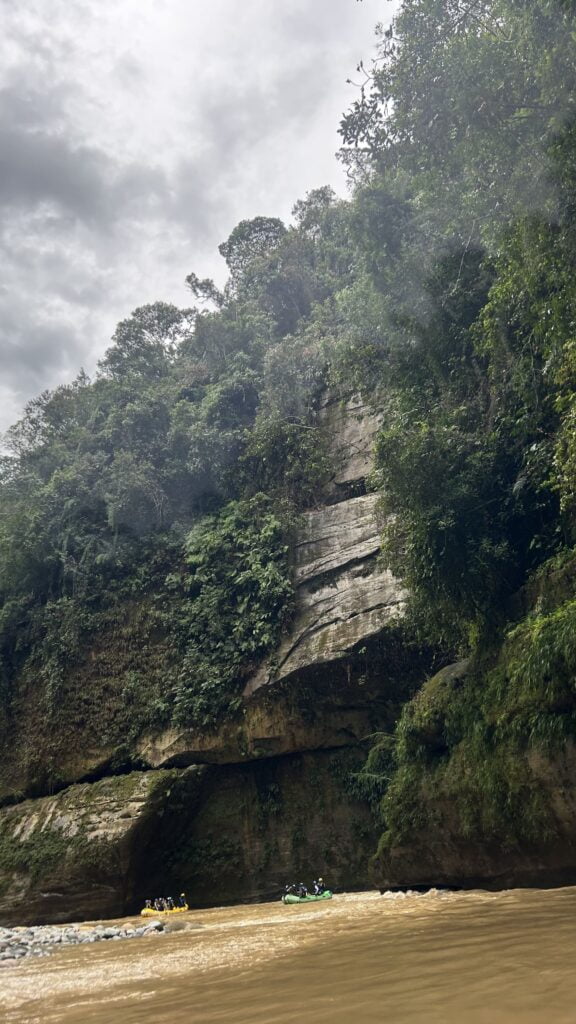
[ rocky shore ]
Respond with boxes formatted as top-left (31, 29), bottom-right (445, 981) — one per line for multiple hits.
top-left (0, 918), bottom-right (166, 965)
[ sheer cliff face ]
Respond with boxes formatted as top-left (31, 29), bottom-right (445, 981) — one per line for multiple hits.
top-left (141, 397), bottom-right (409, 769)
top-left (0, 396), bottom-right (425, 925)
top-left (244, 493), bottom-right (406, 696)
top-left (249, 394), bottom-right (405, 690)
top-left (375, 733), bottom-right (576, 893)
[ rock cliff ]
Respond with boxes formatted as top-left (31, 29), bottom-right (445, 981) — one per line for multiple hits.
top-left (245, 493), bottom-right (406, 696)
top-left (0, 394), bottom-right (431, 925)
top-left (376, 737), bottom-right (576, 892)
top-left (0, 770), bottom-right (186, 925)
top-left (373, 634), bottom-right (576, 892)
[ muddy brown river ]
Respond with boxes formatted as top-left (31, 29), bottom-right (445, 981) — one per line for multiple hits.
top-left (2, 887), bottom-right (576, 1023)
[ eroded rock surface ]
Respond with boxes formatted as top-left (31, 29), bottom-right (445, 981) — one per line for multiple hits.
top-left (140, 490), bottom-right (410, 769)
top-left (0, 770), bottom-right (202, 926)
top-left (246, 494), bottom-right (406, 696)
top-left (138, 699), bottom-right (380, 767)
top-left (321, 394), bottom-right (383, 502)
top-left (133, 749), bottom-right (380, 908)
top-left (0, 754), bottom-right (380, 925)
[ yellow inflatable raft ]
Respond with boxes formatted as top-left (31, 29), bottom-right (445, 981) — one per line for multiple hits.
top-left (140, 905), bottom-right (188, 917)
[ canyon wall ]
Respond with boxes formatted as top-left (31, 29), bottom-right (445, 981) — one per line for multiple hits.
top-left (0, 395), bottom-right (431, 925)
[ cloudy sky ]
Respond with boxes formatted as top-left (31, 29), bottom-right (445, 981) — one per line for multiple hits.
top-left (0, 0), bottom-right (397, 433)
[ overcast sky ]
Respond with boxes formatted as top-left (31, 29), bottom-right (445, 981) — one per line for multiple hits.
top-left (0, 0), bottom-right (397, 433)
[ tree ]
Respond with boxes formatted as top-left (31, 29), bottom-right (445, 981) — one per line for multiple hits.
top-left (218, 217), bottom-right (287, 282)
top-left (99, 303), bottom-right (195, 380)
top-left (339, 0), bottom-right (576, 240)
top-left (292, 186), bottom-right (337, 238)
top-left (184, 273), bottom-right (224, 308)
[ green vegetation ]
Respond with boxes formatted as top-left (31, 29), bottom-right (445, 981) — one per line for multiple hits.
top-left (377, 585), bottom-right (576, 854)
top-left (335, 0), bottom-right (576, 859)
top-left (0, 193), bottom-right (344, 752)
top-left (3, 0), bottom-right (576, 877)
top-left (169, 495), bottom-right (296, 724)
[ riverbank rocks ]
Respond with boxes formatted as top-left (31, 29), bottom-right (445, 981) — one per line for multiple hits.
top-left (0, 919), bottom-right (165, 964)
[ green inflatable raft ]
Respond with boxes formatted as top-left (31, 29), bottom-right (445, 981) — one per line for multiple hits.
top-left (281, 891), bottom-right (333, 904)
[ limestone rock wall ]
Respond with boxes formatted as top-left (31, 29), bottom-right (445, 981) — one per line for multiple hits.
top-left (321, 393), bottom-right (383, 502)
top-left (246, 494), bottom-right (406, 695)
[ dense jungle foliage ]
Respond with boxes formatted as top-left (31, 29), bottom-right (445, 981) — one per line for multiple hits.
top-left (340, 0), bottom-right (576, 857)
top-left (0, 192), bottom-right (349, 736)
top-left (2, 0), bottom-right (576, 859)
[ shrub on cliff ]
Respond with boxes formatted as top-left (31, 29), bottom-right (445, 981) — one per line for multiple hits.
top-left (166, 495), bottom-right (296, 726)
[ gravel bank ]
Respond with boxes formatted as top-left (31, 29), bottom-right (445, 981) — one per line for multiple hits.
top-left (0, 919), bottom-right (165, 965)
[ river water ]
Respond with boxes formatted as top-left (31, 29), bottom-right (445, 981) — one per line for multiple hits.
top-left (2, 887), bottom-right (576, 1023)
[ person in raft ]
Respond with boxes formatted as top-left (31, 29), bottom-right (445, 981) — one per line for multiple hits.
top-left (284, 882), bottom-right (308, 898)
top-left (313, 877), bottom-right (327, 895)
top-left (178, 893), bottom-right (187, 908)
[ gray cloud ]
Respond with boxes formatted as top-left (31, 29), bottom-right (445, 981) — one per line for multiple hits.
top-left (0, 123), bottom-right (115, 222)
top-left (0, 80), bottom-right (167, 226)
